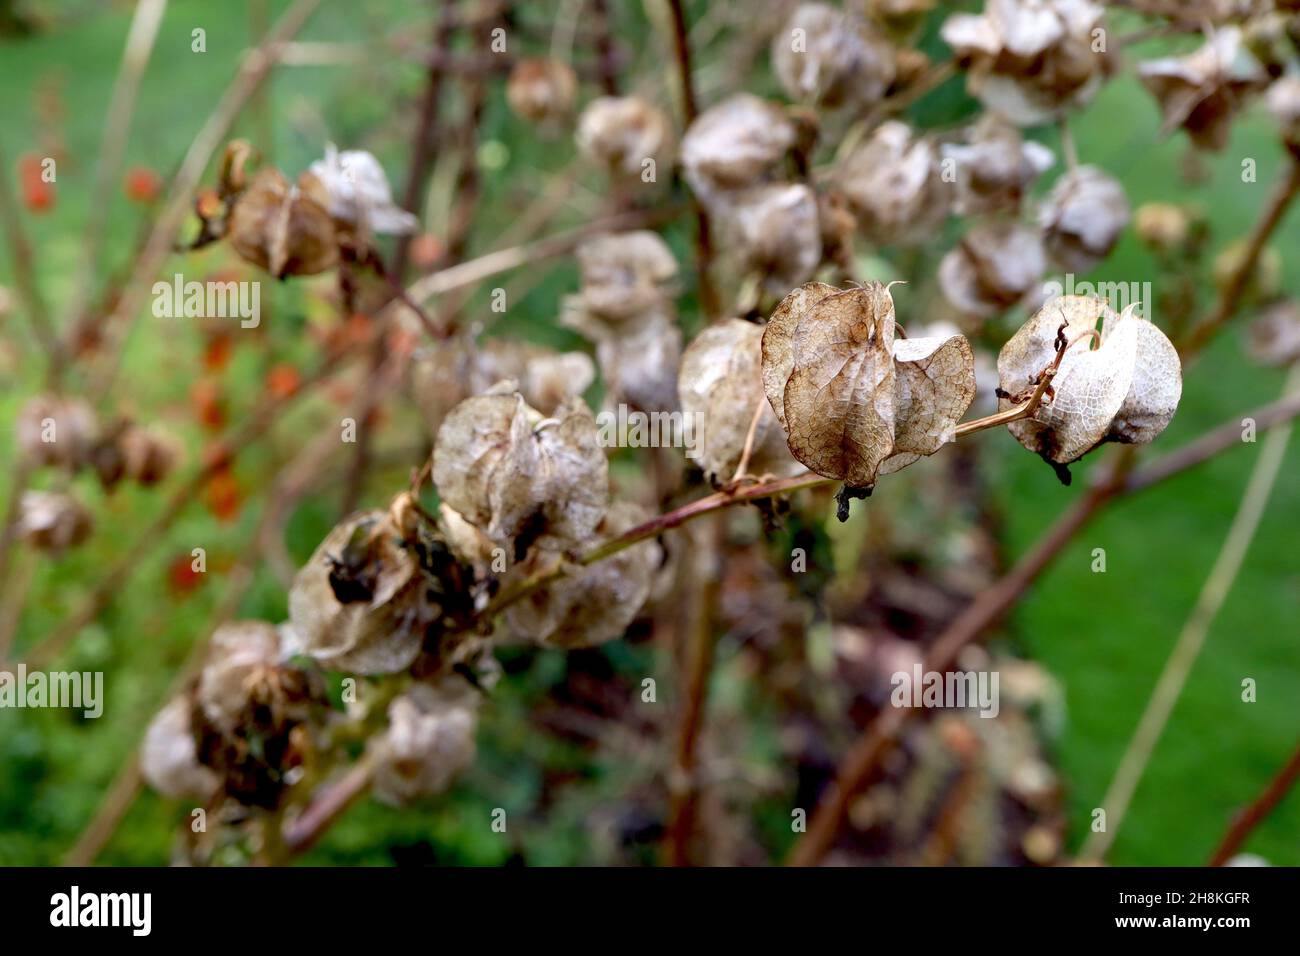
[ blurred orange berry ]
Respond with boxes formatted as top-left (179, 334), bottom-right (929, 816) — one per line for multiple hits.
top-left (124, 165), bottom-right (162, 203)
top-left (190, 378), bottom-right (226, 431)
top-left (203, 468), bottom-right (242, 522)
top-left (266, 362), bottom-right (301, 400)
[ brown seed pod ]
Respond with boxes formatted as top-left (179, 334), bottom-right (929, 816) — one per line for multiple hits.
top-left (836, 121), bottom-right (948, 247)
top-left (997, 295), bottom-right (1182, 469)
top-left (592, 309), bottom-right (682, 414)
top-left (771, 2), bottom-right (896, 110)
top-left (1138, 27), bottom-right (1266, 151)
top-left (192, 620), bottom-right (326, 809)
top-left (941, 114), bottom-right (1055, 216)
top-left (506, 58), bottom-right (578, 124)
top-left (575, 96), bottom-right (672, 178)
top-left (1265, 74), bottom-right (1300, 149)
top-left (719, 183), bottom-right (822, 294)
top-left (938, 222), bottom-right (1046, 318)
top-left (504, 502), bottom-right (661, 649)
top-left (1134, 202), bottom-right (1192, 254)
top-left (1246, 299), bottom-right (1300, 367)
top-left (761, 282), bottom-right (976, 492)
top-left (941, 0), bottom-right (1110, 126)
top-left (680, 93), bottom-right (797, 203)
top-left (571, 230), bottom-right (678, 324)
top-left (18, 490), bottom-right (93, 553)
top-left (226, 167), bottom-right (338, 278)
top-left (371, 677), bottom-right (479, 805)
top-left (432, 384), bottom-right (609, 557)
top-left (120, 424), bottom-right (181, 486)
top-left (288, 506), bottom-right (469, 674)
top-left (16, 394), bottom-right (98, 470)
top-left (1039, 165), bottom-right (1130, 273)
top-left (679, 318), bottom-right (802, 483)
top-left (141, 695), bottom-right (220, 801)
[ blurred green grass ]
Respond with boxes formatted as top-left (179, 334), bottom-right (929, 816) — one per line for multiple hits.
top-left (0, 0), bottom-right (1296, 866)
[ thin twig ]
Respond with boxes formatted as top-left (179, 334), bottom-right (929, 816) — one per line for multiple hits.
top-left (0, 140), bottom-right (62, 381)
top-left (1080, 363), bottom-right (1300, 863)
top-left (85, 0), bottom-right (323, 402)
top-left (1208, 738), bottom-right (1300, 867)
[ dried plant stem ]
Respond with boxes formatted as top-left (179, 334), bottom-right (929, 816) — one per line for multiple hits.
top-left (1180, 155), bottom-right (1300, 357)
top-left (12, 341), bottom-right (362, 672)
top-left (63, 0), bottom-right (168, 332)
top-left (87, 0), bottom-right (323, 401)
top-left (1079, 363), bottom-right (1300, 864)
top-left (730, 395), bottom-right (768, 484)
top-left (404, 203), bottom-right (683, 304)
top-left (282, 754), bottom-right (377, 855)
top-left (785, 157), bottom-right (1300, 865)
top-left (663, 516), bottom-right (724, 865)
top-left (591, 0), bottom-right (621, 95)
top-left (664, 0), bottom-right (721, 320)
top-left (0, 141), bottom-right (62, 381)
top-left (1208, 737), bottom-right (1300, 866)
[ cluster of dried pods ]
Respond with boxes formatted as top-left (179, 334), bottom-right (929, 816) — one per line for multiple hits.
top-left (132, 0), bottom-right (1300, 850)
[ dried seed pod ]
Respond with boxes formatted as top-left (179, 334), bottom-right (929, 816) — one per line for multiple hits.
top-left (192, 620), bottom-right (326, 809)
top-left (576, 96), bottom-right (672, 178)
top-left (572, 230), bottom-right (678, 323)
top-left (411, 337), bottom-right (596, 436)
top-left (678, 318), bottom-right (801, 483)
top-left (680, 93), bottom-right (797, 203)
top-left (308, 145), bottom-right (420, 236)
top-left (1138, 27), bottom-right (1266, 151)
top-left (718, 182), bottom-right (822, 294)
top-left (371, 677), bottom-right (479, 805)
top-left (997, 295), bottom-right (1182, 470)
top-left (1134, 202), bottom-right (1192, 253)
top-left (938, 222), bottom-right (1046, 318)
top-left (438, 503), bottom-right (498, 575)
top-left (836, 121), bottom-right (948, 247)
top-left (18, 490), bottom-right (93, 552)
top-left (432, 385), bottom-right (609, 556)
top-left (941, 0), bottom-right (1110, 125)
top-left (196, 621), bottom-right (285, 735)
top-left (940, 115), bottom-right (1055, 216)
top-left (504, 502), bottom-right (661, 648)
top-left (120, 424), bottom-right (180, 486)
top-left (288, 504), bottom-right (473, 674)
top-left (761, 282), bottom-right (976, 492)
top-left (141, 695), bottom-right (220, 801)
top-left (1265, 74), bottom-right (1300, 148)
top-left (16, 395), bottom-right (98, 469)
top-left (1246, 299), bottom-right (1300, 367)
top-left (506, 58), bottom-right (578, 124)
top-left (226, 167), bottom-right (338, 278)
top-left (1039, 166), bottom-right (1130, 273)
top-left (771, 3), bottom-right (897, 110)
top-left (593, 309), bottom-right (682, 414)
